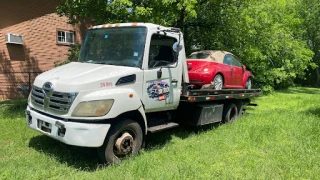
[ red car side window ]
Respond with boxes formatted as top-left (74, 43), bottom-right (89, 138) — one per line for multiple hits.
top-left (223, 55), bottom-right (232, 65)
top-left (231, 56), bottom-right (242, 68)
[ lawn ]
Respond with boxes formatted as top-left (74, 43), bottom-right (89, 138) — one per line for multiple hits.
top-left (0, 87), bottom-right (319, 179)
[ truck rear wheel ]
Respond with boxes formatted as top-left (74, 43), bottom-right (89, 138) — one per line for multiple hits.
top-left (236, 101), bottom-right (244, 117)
top-left (98, 119), bottom-right (143, 164)
top-left (223, 103), bottom-right (238, 123)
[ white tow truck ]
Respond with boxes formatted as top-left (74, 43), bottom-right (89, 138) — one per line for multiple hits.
top-left (25, 23), bottom-right (260, 164)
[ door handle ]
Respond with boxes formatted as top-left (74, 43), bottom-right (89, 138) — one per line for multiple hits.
top-left (172, 79), bottom-right (178, 86)
top-left (172, 79), bottom-right (178, 83)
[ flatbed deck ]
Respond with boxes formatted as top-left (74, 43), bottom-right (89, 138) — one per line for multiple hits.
top-left (181, 89), bottom-right (261, 102)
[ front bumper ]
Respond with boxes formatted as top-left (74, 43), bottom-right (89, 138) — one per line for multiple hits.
top-left (25, 106), bottom-right (110, 147)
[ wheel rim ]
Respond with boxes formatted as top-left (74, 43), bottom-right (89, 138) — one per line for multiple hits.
top-left (246, 79), bottom-right (252, 89)
top-left (213, 75), bottom-right (223, 90)
top-left (230, 107), bottom-right (237, 122)
top-left (114, 132), bottom-right (134, 157)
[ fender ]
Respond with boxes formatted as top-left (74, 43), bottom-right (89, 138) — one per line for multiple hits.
top-left (241, 72), bottom-right (252, 87)
top-left (69, 88), bottom-right (147, 130)
top-left (241, 74), bottom-right (249, 87)
top-left (208, 64), bottom-right (224, 80)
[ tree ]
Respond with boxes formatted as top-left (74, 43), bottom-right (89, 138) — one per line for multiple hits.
top-left (297, 0), bottom-right (320, 86)
top-left (234, 0), bottom-right (314, 90)
top-left (56, 0), bottom-right (198, 27)
top-left (56, 0), bottom-right (315, 91)
top-left (183, 0), bottom-right (314, 90)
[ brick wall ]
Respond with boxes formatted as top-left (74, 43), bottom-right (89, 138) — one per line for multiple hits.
top-left (0, 0), bottom-right (89, 99)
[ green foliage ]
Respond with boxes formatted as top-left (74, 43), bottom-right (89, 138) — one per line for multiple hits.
top-left (56, 0), bottom-right (318, 90)
top-left (54, 45), bottom-right (81, 67)
top-left (186, 0), bottom-right (314, 89)
top-left (56, 0), bottom-right (198, 26)
top-left (296, 0), bottom-right (320, 86)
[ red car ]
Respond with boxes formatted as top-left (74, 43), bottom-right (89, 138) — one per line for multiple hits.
top-left (187, 50), bottom-right (254, 90)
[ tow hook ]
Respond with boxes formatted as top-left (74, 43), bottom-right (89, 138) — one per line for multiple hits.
top-left (25, 110), bottom-right (30, 115)
top-left (25, 110), bottom-right (32, 125)
top-left (56, 121), bottom-right (66, 137)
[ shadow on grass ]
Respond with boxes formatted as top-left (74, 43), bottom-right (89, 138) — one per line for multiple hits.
top-left (277, 87), bottom-right (320, 95)
top-left (28, 135), bottom-right (100, 171)
top-left (28, 122), bottom-right (221, 171)
top-left (0, 99), bottom-right (27, 119)
top-left (144, 123), bottom-right (221, 150)
top-left (305, 107), bottom-right (320, 118)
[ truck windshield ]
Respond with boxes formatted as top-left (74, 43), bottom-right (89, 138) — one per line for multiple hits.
top-left (79, 27), bottom-right (147, 68)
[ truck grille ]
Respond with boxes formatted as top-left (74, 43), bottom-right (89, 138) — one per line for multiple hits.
top-left (31, 86), bottom-right (78, 115)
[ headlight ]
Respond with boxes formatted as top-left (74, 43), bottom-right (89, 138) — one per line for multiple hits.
top-left (203, 68), bottom-right (209, 72)
top-left (71, 99), bottom-right (114, 117)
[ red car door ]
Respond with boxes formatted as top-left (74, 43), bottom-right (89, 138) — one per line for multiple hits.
top-left (231, 55), bottom-right (243, 87)
top-left (222, 55), bottom-right (234, 87)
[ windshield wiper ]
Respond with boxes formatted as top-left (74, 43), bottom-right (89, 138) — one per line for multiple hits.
top-left (94, 62), bottom-right (108, 64)
top-left (84, 60), bottom-right (107, 64)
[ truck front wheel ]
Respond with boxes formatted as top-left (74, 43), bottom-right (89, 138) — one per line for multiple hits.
top-left (98, 119), bottom-right (143, 164)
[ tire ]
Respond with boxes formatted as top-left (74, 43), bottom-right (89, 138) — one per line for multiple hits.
top-left (245, 78), bottom-right (252, 89)
top-left (212, 74), bottom-right (224, 90)
top-left (98, 119), bottom-right (143, 165)
top-left (236, 101), bottom-right (244, 117)
top-left (222, 103), bottom-right (238, 123)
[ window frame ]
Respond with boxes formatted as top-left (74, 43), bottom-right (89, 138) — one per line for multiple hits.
top-left (56, 29), bottom-right (75, 45)
top-left (147, 33), bottom-right (178, 69)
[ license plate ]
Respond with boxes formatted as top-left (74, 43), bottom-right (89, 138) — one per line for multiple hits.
top-left (37, 120), bottom-right (52, 133)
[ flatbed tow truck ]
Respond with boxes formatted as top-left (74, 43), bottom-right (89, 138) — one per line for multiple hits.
top-left (25, 23), bottom-right (261, 164)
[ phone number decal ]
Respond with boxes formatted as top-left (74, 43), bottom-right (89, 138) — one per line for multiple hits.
top-left (100, 82), bottom-right (113, 87)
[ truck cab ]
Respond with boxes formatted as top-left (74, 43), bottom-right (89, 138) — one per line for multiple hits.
top-left (25, 23), bottom-right (260, 164)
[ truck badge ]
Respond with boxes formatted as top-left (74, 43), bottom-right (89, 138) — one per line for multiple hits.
top-left (43, 82), bottom-right (54, 97)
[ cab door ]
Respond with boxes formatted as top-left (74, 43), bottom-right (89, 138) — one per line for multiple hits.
top-left (142, 32), bottom-right (183, 113)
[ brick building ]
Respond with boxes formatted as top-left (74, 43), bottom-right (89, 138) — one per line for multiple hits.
top-left (0, 0), bottom-right (88, 99)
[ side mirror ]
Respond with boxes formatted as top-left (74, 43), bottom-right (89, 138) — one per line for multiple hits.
top-left (172, 42), bottom-right (183, 52)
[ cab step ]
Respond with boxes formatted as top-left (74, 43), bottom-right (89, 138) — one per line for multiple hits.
top-left (147, 122), bottom-right (179, 133)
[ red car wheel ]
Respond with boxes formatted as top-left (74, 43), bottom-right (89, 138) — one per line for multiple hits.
top-left (212, 74), bottom-right (224, 90)
top-left (245, 78), bottom-right (252, 89)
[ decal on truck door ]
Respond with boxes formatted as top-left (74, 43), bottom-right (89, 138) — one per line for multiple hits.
top-left (147, 81), bottom-right (170, 101)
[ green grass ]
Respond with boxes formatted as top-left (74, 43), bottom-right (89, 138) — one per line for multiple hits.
top-left (0, 87), bottom-right (319, 179)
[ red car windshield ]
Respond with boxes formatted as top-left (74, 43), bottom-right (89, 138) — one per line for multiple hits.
top-left (188, 53), bottom-right (210, 59)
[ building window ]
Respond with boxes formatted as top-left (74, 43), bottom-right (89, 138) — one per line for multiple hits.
top-left (57, 30), bottom-right (74, 44)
